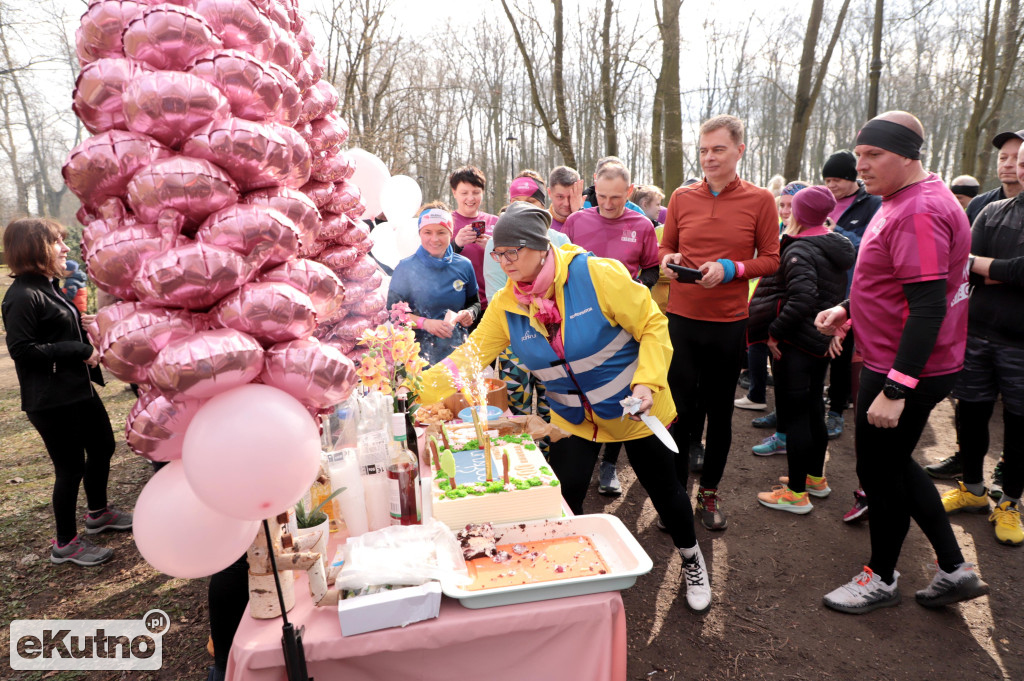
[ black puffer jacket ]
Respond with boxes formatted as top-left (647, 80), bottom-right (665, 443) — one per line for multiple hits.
top-left (967, 194), bottom-right (1024, 348)
top-left (747, 230), bottom-right (855, 357)
top-left (2, 273), bottom-right (102, 413)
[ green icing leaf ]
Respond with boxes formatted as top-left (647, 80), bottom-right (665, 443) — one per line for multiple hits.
top-left (439, 449), bottom-right (457, 480)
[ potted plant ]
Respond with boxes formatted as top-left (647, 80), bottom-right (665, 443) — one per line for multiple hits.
top-left (294, 488), bottom-right (344, 556)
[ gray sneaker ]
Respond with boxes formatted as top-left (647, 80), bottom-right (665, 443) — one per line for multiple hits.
top-left (84, 507), bottom-right (133, 534)
top-left (823, 567), bottom-right (901, 614)
top-left (914, 563), bottom-right (989, 608)
top-left (51, 536), bottom-right (114, 567)
top-left (597, 461), bottom-right (621, 496)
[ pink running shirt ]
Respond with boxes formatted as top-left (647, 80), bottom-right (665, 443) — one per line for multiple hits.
top-left (562, 207), bottom-right (659, 279)
top-left (850, 173), bottom-right (970, 377)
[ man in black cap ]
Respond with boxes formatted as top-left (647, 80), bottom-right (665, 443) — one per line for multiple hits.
top-left (821, 150), bottom-right (882, 441)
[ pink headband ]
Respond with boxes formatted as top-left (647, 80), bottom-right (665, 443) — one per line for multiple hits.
top-left (509, 176), bottom-right (546, 205)
top-left (418, 208), bottom-right (453, 233)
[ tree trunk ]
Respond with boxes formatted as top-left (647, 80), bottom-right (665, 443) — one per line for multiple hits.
top-left (651, 73), bottom-right (665, 189)
top-left (600, 0), bottom-right (617, 156)
top-left (658, 0), bottom-right (684, 193)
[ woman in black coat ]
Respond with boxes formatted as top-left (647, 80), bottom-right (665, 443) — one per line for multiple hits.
top-left (2, 218), bottom-right (131, 567)
top-left (746, 188), bottom-right (855, 514)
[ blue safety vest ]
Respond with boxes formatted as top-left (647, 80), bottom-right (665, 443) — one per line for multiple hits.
top-left (506, 255), bottom-right (640, 424)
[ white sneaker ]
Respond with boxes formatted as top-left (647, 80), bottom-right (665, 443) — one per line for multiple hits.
top-left (679, 544), bottom-right (711, 613)
top-left (734, 396), bottom-right (767, 410)
top-left (914, 562), bottom-right (989, 608)
top-left (822, 567), bottom-right (901, 614)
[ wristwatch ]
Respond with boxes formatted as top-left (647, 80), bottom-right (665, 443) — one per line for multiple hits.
top-left (882, 381), bottom-right (907, 401)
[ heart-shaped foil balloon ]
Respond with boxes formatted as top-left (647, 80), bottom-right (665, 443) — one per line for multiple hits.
top-left (188, 49), bottom-right (296, 124)
top-left (307, 113), bottom-right (349, 154)
top-left (63, 130), bottom-right (173, 209)
top-left (123, 4), bottom-right (223, 71)
top-left (87, 222), bottom-right (181, 300)
top-left (192, 0), bottom-right (274, 57)
top-left (195, 204), bottom-right (300, 269)
top-left (101, 305), bottom-right (199, 383)
top-left (316, 212), bottom-right (355, 242)
top-left (299, 179), bottom-right (333, 209)
top-left (323, 180), bottom-right (361, 216)
top-left (133, 241), bottom-right (254, 310)
top-left (323, 314), bottom-right (373, 342)
top-left (126, 389), bottom-right (205, 462)
top-left (262, 61), bottom-right (301, 126)
top-left (211, 281), bottom-right (317, 345)
top-left (296, 82), bottom-right (328, 126)
top-left (95, 300), bottom-right (148, 340)
top-left (72, 57), bottom-right (150, 134)
top-left (242, 186), bottom-right (321, 248)
top-left (342, 253), bottom-right (379, 281)
top-left (75, 0), bottom-right (147, 65)
top-left (126, 155), bottom-right (239, 234)
top-left (267, 22), bottom-right (301, 75)
top-left (310, 148), bottom-right (355, 184)
top-left (122, 70), bottom-right (232, 149)
top-left (317, 244), bottom-right (359, 276)
top-left (261, 338), bottom-right (357, 410)
top-left (148, 328), bottom-right (264, 399)
top-left (337, 220), bottom-right (371, 247)
top-left (182, 118), bottom-right (310, 192)
top-left (345, 289), bottom-right (386, 317)
top-left (258, 259), bottom-right (344, 319)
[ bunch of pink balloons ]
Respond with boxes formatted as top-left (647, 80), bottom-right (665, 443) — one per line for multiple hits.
top-left (65, 0), bottom-right (393, 579)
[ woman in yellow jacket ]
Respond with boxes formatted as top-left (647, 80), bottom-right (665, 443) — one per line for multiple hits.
top-left (420, 201), bottom-right (710, 612)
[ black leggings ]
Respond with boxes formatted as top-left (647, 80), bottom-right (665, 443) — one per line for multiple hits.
top-left (549, 433), bottom-right (697, 549)
top-left (27, 395), bottom-right (115, 545)
top-left (773, 348), bottom-right (829, 492)
top-left (856, 369), bottom-right (964, 582)
top-left (667, 314), bottom-right (747, 490)
top-left (958, 401), bottom-right (1024, 500)
top-left (209, 554), bottom-right (251, 672)
top-left (827, 329), bottom-right (855, 414)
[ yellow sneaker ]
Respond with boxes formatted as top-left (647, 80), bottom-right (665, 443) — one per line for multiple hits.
top-left (778, 474), bottom-right (832, 498)
top-left (941, 480), bottom-right (990, 514)
top-left (990, 501), bottom-right (1023, 547)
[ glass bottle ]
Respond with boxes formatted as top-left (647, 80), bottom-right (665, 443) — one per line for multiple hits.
top-left (387, 403), bottom-right (421, 525)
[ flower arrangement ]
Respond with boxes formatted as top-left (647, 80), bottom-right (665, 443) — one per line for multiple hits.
top-left (355, 302), bottom-right (429, 412)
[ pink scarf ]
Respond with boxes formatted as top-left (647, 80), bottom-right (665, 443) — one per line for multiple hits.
top-left (511, 250), bottom-right (564, 355)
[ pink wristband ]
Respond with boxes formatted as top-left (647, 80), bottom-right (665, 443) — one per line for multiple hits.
top-left (735, 261), bottom-right (745, 277)
top-left (887, 369), bottom-right (919, 389)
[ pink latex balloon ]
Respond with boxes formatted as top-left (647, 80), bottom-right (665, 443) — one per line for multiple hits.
top-left (101, 305), bottom-right (198, 383)
top-left (307, 113), bottom-right (349, 154)
top-left (134, 241), bottom-right (254, 310)
top-left (310, 148), bottom-right (354, 184)
top-left (122, 70), bottom-right (231, 149)
top-left (296, 83), bottom-right (327, 126)
top-left (316, 212), bottom-right (354, 242)
top-left (75, 0), bottom-right (147, 65)
top-left (346, 289), bottom-right (386, 317)
top-left (126, 156), bottom-right (239, 234)
top-left (243, 186), bottom-right (321, 247)
top-left (63, 130), bottom-right (173, 208)
top-left (188, 50), bottom-right (293, 123)
top-left (259, 259), bottom-right (343, 319)
top-left (263, 61), bottom-right (301, 126)
top-left (87, 222), bottom-right (180, 300)
top-left (338, 220), bottom-right (371, 247)
top-left (324, 180), bottom-right (361, 216)
top-left (182, 118), bottom-right (310, 192)
top-left (123, 4), bottom-right (223, 71)
top-left (126, 391), bottom-right (205, 462)
top-left (182, 384), bottom-right (322, 520)
top-left (149, 328), bottom-right (264, 398)
top-left (212, 281), bottom-right (317, 345)
top-left (133, 461), bottom-right (261, 578)
top-left (343, 254), bottom-right (379, 281)
top-left (192, 0), bottom-right (273, 56)
top-left (195, 204), bottom-right (300, 269)
top-left (261, 338), bottom-right (357, 410)
top-left (317, 244), bottom-right (358, 275)
top-left (72, 58), bottom-right (150, 134)
top-left (300, 179), bottom-right (333, 209)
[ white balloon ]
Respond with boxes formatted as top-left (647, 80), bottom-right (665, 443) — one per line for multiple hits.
top-left (394, 217), bottom-right (421, 260)
top-left (346, 148), bottom-right (390, 219)
top-left (369, 221), bottom-right (401, 269)
top-left (379, 175), bottom-right (422, 223)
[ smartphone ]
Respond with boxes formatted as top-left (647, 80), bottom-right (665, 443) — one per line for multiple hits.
top-left (665, 263), bottom-right (704, 283)
top-left (471, 220), bottom-right (486, 236)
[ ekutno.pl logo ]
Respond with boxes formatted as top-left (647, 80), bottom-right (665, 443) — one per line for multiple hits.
top-left (10, 609), bottom-right (169, 671)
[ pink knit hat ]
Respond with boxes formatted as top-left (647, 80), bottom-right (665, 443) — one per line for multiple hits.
top-left (791, 186), bottom-right (836, 228)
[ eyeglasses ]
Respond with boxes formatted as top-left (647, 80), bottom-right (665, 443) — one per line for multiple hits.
top-left (489, 248), bottom-right (521, 263)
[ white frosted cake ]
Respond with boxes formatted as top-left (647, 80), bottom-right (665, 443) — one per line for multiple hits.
top-left (431, 434), bottom-right (563, 531)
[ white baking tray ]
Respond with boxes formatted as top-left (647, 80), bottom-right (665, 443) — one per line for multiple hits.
top-left (441, 514), bottom-right (653, 609)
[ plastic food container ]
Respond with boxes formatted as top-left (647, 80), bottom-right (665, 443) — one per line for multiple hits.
top-left (441, 514), bottom-right (653, 609)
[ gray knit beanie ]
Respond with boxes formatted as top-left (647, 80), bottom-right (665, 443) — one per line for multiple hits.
top-left (493, 201), bottom-right (552, 250)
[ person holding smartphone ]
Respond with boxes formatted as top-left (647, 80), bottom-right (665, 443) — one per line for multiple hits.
top-left (449, 165), bottom-right (499, 309)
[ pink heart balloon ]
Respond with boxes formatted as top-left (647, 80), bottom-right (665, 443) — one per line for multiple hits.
top-left (296, 82), bottom-right (328, 125)
top-left (338, 220), bottom-right (371, 247)
top-left (307, 113), bottom-right (349, 153)
top-left (341, 272), bottom-right (385, 305)
top-left (188, 49), bottom-right (295, 124)
top-left (267, 23), bottom-right (301, 74)
top-left (299, 179), bottom-right (333, 209)
top-left (323, 179), bottom-right (361, 216)
top-left (317, 244), bottom-right (359, 275)
top-left (316, 212), bottom-right (355, 242)
top-left (134, 241), bottom-right (255, 310)
top-left (182, 118), bottom-right (310, 191)
top-left (149, 328), bottom-right (264, 398)
top-left (305, 51), bottom-right (326, 89)
top-left (297, 237), bottom-right (325, 259)
top-left (342, 254), bottom-right (380, 282)
top-left (75, 0), bottom-right (147, 65)
top-left (242, 185), bottom-right (321, 248)
top-left (63, 130), bottom-right (173, 209)
top-left (259, 259), bottom-right (344, 319)
top-left (101, 306), bottom-right (198, 383)
top-left (294, 21), bottom-right (314, 57)
top-left (310, 148), bottom-right (354, 183)
top-left (195, 204), bottom-right (300, 269)
top-left (126, 156), bottom-right (239, 234)
top-left (321, 337), bottom-right (356, 355)
top-left (263, 61), bottom-right (301, 126)
top-left (126, 390), bottom-right (205, 462)
top-left (192, 0), bottom-right (274, 56)
top-left (354, 237), bottom-right (374, 257)
top-left (292, 57), bottom-right (316, 93)
top-left (256, 0), bottom-right (291, 30)
top-left (345, 289), bottom-right (386, 317)
top-left (212, 281), bottom-right (317, 345)
top-left (87, 222), bottom-right (181, 300)
top-left (123, 4), bottom-right (223, 71)
top-left (95, 300), bottom-right (148, 339)
top-left (72, 57), bottom-right (150, 134)
top-left (261, 338), bottom-right (357, 410)
top-left (122, 70), bottom-right (232, 149)
top-left (314, 80), bottom-right (338, 114)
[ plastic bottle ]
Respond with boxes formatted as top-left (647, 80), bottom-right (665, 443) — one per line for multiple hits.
top-left (357, 391), bottom-right (392, 531)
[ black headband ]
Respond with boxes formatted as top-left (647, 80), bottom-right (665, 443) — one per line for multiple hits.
top-left (951, 184), bottom-right (979, 198)
top-left (855, 119), bottom-right (924, 160)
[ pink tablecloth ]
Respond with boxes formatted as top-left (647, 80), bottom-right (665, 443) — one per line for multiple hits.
top-left (226, 582), bottom-right (627, 681)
